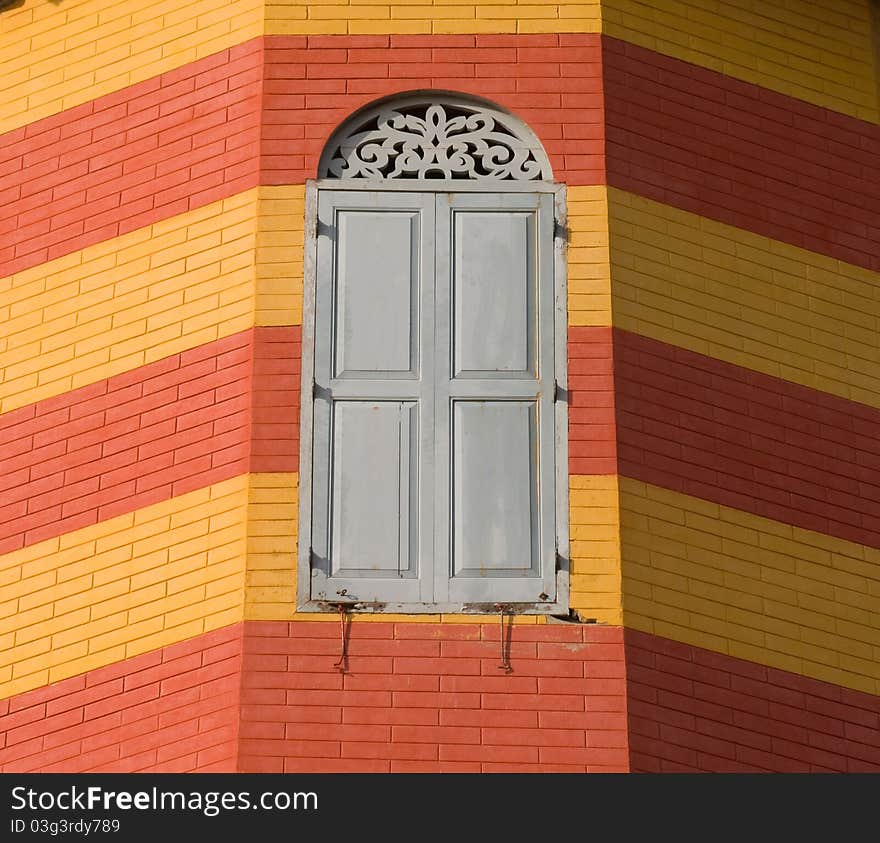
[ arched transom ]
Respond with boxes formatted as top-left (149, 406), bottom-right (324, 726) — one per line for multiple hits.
top-left (319, 96), bottom-right (553, 181)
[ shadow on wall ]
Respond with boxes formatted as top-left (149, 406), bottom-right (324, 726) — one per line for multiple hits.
top-left (0, 0), bottom-right (25, 11)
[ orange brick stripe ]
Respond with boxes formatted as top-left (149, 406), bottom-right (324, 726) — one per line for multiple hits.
top-left (0, 40), bottom-right (263, 279)
top-left (568, 326), bottom-right (616, 476)
top-left (603, 37), bottom-right (880, 272)
top-left (0, 624), bottom-right (242, 773)
top-left (252, 326), bottom-right (300, 474)
top-left (0, 620), bottom-right (628, 772)
top-left (615, 329), bottom-right (880, 550)
top-left (0, 33), bottom-right (604, 279)
top-left (626, 629), bottom-right (880, 773)
top-left (0, 327), bottom-right (298, 555)
top-left (239, 620), bottom-right (628, 773)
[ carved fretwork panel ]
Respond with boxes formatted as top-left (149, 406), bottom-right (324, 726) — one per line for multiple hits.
top-left (320, 99), bottom-right (552, 181)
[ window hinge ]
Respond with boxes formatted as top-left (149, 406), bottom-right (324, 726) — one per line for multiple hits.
top-left (553, 380), bottom-right (567, 402)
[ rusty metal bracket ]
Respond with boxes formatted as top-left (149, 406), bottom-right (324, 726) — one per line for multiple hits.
top-left (494, 603), bottom-right (514, 674)
top-left (328, 603), bottom-right (350, 673)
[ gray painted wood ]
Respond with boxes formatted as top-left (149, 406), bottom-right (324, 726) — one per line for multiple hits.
top-left (435, 192), bottom-right (557, 604)
top-left (453, 211), bottom-right (534, 377)
top-left (453, 401), bottom-right (538, 576)
top-left (330, 401), bottom-right (418, 578)
top-left (311, 190), bottom-right (434, 604)
top-left (302, 185), bottom-right (564, 610)
top-left (334, 210), bottom-right (419, 378)
top-left (552, 186), bottom-right (571, 612)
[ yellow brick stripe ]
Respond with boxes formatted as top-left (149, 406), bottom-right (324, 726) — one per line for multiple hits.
top-left (609, 188), bottom-right (880, 409)
top-left (245, 472), bottom-right (298, 620)
top-left (1, 0), bottom-right (601, 136)
top-left (0, 0), bottom-right (263, 136)
top-left (0, 186), bottom-right (306, 415)
top-left (0, 475), bottom-right (250, 701)
top-left (570, 475), bottom-right (621, 625)
top-left (602, 0), bottom-right (880, 123)
top-left (266, 0), bottom-right (601, 36)
top-left (244, 473), bottom-right (622, 626)
top-left (621, 477), bottom-right (880, 696)
top-left (256, 187), bottom-right (305, 327)
top-left (568, 185), bottom-right (612, 327)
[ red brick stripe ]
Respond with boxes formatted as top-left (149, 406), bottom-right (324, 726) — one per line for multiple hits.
top-left (260, 33), bottom-right (605, 187)
top-left (0, 34), bottom-right (604, 280)
top-left (0, 625), bottom-right (243, 773)
top-left (0, 320), bottom-right (611, 551)
top-left (252, 326), bottom-right (300, 473)
top-left (614, 329), bottom-right (880, 549)
top-left (239, 620), bottom-right (629, 773)
top-left (603, 36), bottom-right (880, 272)
top-left (568, 326), bottom-right (617, 475)
top-left (0, 621), bottom-right (628, 773)
top-left (626, 629), bottom-right (880, 772)
top-left (0, 327), bottom-right (299, 554)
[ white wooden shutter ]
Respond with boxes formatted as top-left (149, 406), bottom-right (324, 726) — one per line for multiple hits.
top-left (434, 192), bottom-right (557, 604)
top-left (311, 190), bottom-right (434, 603)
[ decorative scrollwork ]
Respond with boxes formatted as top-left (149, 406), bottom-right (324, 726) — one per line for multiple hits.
top-left (322, 99), bottom-right (550, 181)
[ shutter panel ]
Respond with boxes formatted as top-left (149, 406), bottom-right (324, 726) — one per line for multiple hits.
top-left (434, 192), bottom-right (557, 604)
top-left (310, 191), bottom-right (434, 603)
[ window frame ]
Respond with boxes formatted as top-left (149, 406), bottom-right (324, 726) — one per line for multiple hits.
top-left (297, 178), bottom-right (570, 615)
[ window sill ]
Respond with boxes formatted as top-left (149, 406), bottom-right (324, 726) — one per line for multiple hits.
top-left (296, 600), bottom-right (569, 616)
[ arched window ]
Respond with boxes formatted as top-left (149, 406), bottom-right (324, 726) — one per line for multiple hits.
top-left (298, 93), bottom-right (569, 613)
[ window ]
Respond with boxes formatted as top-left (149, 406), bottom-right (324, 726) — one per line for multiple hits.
top-left (298, 95), bottom-right (569, 613)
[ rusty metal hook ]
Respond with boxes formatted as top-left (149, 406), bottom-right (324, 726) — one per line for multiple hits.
top-left (496, 604), bottom-right (513, 673)
top-left (333, 603), bottom-right (349, 673)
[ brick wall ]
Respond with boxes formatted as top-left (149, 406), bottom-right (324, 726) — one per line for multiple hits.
top-left (566, 185), bottom-right (611, 326)
top-left (244, 474), bottom-right (298, 621)
top-left (0, 332), bottom-right (253, 555)
top-left (251, 326), bottom-right (299, 474)
top-left (3, 0), bottom-right (879, 775)
top-left (603, 36), bottom-right (880, 271)
top-left (255, 185), bottom-right (305, 326)
top-left (0, 625), bottom-right (242, 772)
top-left (602, 0), bottom-right (879, 121)
top-left (568, 326), bottom-right (616, 476)
top-left (569, 475), bottom-right (622, 624)
top-left (239, 621), bottom-right (629, 772)
top-left (0, 0), bottom-right (264, 135)
top-left (0, 191), bottom-right (258, 414)
top-left (0, 42), bottom-right (262, 278)
top-left (608, 189), bottom-right (880, 408)
top-left (260, 33), bottom-right (605, 186)
top-left (620, 478), bottom-right (880, 696)
top-left (627, 629), bottom-right (880, 772)
top-left (614, 330), bottom-right (880, 550)
top-left (0, 478), bottom-right (248, 699)
top-left (264, 0), bottom-right (602, 37)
